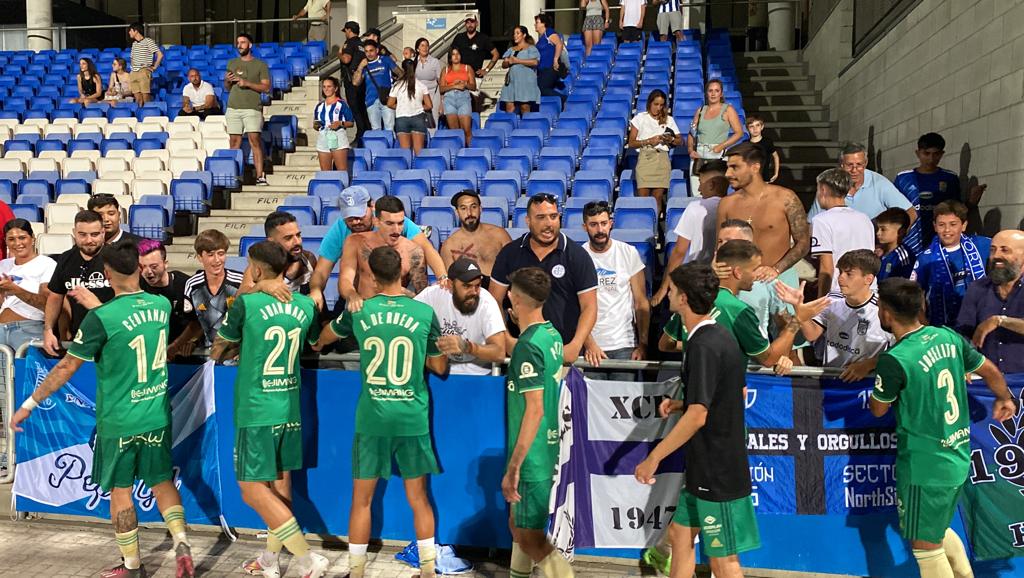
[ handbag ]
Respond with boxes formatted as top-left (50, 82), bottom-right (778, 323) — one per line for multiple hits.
top-left (365, 64), bottom-right (390, 107)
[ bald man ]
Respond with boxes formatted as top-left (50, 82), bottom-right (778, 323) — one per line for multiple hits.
top-left (956, 229), bottom-right (1024, 373)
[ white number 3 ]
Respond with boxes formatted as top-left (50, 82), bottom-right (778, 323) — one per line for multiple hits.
top-left (936, 368), bottom-right (960, 425)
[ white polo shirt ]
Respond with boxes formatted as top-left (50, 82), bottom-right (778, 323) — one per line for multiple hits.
top-left (182, 80), bottom-right (216, 108)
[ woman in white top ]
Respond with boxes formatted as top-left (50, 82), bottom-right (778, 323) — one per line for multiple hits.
top-left (0, 220), bottom-right (56, 350)
top-left (627, 89), bottom-right (681, 215)
top-left (313, 76), bottom-right (355, 171)
top-left (105, 57), bottom-right (133, 102)
top-left (388, 58), bottom-right (433, 154)
top-left (414, 37), bottom-right (443, 129)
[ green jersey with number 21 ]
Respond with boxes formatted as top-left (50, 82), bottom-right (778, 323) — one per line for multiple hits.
top-left (330, 295), bottom-right (442, 437)
top-left (217, 292), bottom-right (319, 428)
top-left (68, 291), bottom-right (171, 439)
top-left (871, 325), bottom-right (984, 486)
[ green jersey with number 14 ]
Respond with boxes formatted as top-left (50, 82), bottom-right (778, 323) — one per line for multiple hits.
top-left (330, 295), bottom-right (442, 437)
top-left (217, 292), bottom-right (318, 428)
top-left (67, 291), bottom-right (171, 439)
top-left (871, 325), bottom-right (984, 485)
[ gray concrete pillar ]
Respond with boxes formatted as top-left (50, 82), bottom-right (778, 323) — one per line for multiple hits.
top-left (159, 0), bottom-right (182, 46)
top-left (520, 0), bottom-right (544, 29)
top-left (767, 1), bottom-right (794, 50)
top-left (347, 0), bottom-right (367, 30)
top-left (26, 0), bottom-right (54, 52)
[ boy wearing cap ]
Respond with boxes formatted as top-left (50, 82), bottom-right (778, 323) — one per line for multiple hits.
top-left (441, 190), bottom-right (513, 279)
top-left (416, 257), bottom-right (507, 375)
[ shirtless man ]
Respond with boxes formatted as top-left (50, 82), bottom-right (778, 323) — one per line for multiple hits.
top-left (716, 142), bottom-right (810, 287)
top-left (340, 195), bottom-right (428, 311)
top-left (441, 190), bottom-right (512, 278)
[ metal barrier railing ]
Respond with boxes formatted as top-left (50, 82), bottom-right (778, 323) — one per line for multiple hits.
top-left (0, 344), bottom-right (13, 484)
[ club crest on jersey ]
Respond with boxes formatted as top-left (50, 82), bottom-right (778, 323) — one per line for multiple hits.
top-left (857, 319), bottom-right (869, 335)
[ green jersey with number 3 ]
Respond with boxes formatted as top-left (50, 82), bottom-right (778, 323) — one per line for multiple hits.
top-left (871, 325), bottom-right (984, 485)
top-left (67, 291), bottom-right (171, 439)
top-left (217, 292), bottom-right (318, 428)
top-left (330, 295), bottom-right (442, 437)
top-left (507, 321), bottom-right (564, 483)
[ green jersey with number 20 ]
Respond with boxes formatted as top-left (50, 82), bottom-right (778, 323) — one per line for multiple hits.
top-left (330, 295), bottom-right (442, 437)
top-left (871, 325), bottom-right (985, 486)
top-left (507, 321), bottom-right (564, 482)
top-left (217, 292), bottom-right (319, 428)
top-left (68, 291), bottom-right (171, 439)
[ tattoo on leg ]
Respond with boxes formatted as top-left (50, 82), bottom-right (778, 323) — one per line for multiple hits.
top-left (113, 507), bottom-right (138, 533)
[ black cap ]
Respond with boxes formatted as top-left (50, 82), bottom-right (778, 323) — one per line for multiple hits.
top-left (367, 27), bottom-right (382, 37)
top-left (344, 21), bottom-right (360, 34)
top-left (450, 189), bottom-right (480, 207)
top-left (448, 258), bottom-right (484, 283)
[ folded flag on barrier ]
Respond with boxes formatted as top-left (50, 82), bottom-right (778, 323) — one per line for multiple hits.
top-left (13, 348), bottom-right (224, 525)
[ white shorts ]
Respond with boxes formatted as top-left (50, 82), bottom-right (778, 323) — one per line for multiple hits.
top-left (315, 128), bottom-right (351, 152)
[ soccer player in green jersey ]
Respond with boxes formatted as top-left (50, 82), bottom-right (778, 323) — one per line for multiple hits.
top-left (210, 241), bottom-right (326, 578)
top-left (502, 267), bottom-right (575, 578)
top-left (314, 245), bottom-right (448, 578)
top-left (871, 278), bottom-right (1017, 578)
top-left (11, 240), bottom-right (194, 578)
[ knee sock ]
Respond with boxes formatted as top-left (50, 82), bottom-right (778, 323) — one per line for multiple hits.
top-left (510, 542), bottom-right (534, 578)
top-left (270, 517), bottom-right (309, 558)
top-left (348, 543), bottom-right (368, 578)
top-left (417, 537), bottom-right (436, 576)
top-left (914, 548), bottom-right (954, 578)
top-left (655, 532), bottom-right (672, 556)
top-left (160, 505), bottom-right (189, 548)
top-left (115, 528), bottom-right (142, 570)
top-left (537, 550), bottom-right (575, 578)
top-left (942, 529), bottom-right (974, 578)
top-left (259, 531), bottom-right (282, 567)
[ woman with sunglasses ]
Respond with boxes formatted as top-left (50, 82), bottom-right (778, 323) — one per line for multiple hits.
top-left (628, 89), bottom-right (681, 215)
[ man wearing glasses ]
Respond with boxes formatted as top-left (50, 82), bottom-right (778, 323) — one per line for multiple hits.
top-left (808, 143), bottom-right (917, 225)
top-left (490, 194), bottom-right (598, 363)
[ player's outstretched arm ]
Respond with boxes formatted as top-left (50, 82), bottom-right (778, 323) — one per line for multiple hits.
top-left (9, 355), bottom-right (85, 431)
top-left (635, 403), bottom-right (708, 484)
top-left (975, 358), bottom-right (1018, 421)
top-left (339, 240), bottom-right (363, 312)
top-left (209, 335), bottom-right (238, 362)
top-left (313, 321), bottom-right (342, 350)
top-left (425, 353), bottom-right (449, 376)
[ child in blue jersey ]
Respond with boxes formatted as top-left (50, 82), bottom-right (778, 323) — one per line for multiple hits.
top-left (313, 76), bottom-right (354, 172)
top-left (874, 208), bottom-right (917, 281)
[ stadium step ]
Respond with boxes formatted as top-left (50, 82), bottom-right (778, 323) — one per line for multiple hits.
top-left (741, 76), bottom-right (815, 92)
top-left (742, 92), bottom-right (821, 107)
top-left (740, 61), bottom-right (808, 75)
top-left (198, 212), bottom-right (268, 236)
top-left (749, 105), bottom-right (828, 123)
top-left (229, 191), bottom-right (310, 211)
top-left (776, 141), bottom-right (843, 164)
top-left (262, 169), bottom-right (315, 188)
top-left (739, 49), bottom-right (802, 63)
top-left (285, 150), bottom-right (321, 168)
top-left (763, 121), bottom-right (833, 141)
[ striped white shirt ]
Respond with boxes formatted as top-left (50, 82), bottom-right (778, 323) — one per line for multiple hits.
top-left (131, 37), bottom-right (160, 71)
top-left (313, 99), bottom-right (354, 126)
top-left (659, 0), bottom-right (681, 13)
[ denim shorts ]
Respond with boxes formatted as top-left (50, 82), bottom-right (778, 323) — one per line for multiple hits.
top-left (443, 90), bottom-right (472, 116)
top-left (0, 319), bottom-right (43, 351)
top-left (394, 114), bottom-right (428, 135)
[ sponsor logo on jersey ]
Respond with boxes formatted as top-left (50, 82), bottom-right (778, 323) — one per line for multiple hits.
top-left (551, 264), bottom-right (566, 278)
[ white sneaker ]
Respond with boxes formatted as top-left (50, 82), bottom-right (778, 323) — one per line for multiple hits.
top-left (299, 552), bottom-right (330, 578)
top-left (241, 552), bottom-right (281, 578)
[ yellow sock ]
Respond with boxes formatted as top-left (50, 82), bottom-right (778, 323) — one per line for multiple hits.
top-left (537, 550), bottom-right (574, 578)
top-left (161, 505), bottom-right (189, 547)
top-left (417, 538), bottom-right (436, 576)
top-left (266, 531), bottom-right (283, 554)
top-left (349, 543), bottom-right (368, 578)
top-left (270, 517), bottom-right (309, 558)
top-left (115, 528), bottom-right (142, 570)
top-left (942, 529), bottom-right (974, 578)
top-left (914, 548), bottom-right (954, 578)
top-left (510, 542), bottom-right (534, 578)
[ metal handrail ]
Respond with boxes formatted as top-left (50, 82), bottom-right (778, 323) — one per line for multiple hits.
top-left (428, 19), bottom-right (469, 59)
top-left (393, 3), bottom-right (476, 12)
top-left (0, 344), bottom-right (14, 484)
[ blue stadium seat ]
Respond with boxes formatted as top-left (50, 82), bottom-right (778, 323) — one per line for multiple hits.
top-left (132, 137), bottom-right (163, 155)
top-left (138, 194), bottom-right (174, 222)
top-left (372, 148), bottom-right (413, 173)
top-left (390, 169), bottom-right (432, 214)
top-left (411, 149), bottom-right (451, 184)
top-left (321, 205), bottom-right (341, 226)
top-left (278, 195), bottom-right (321, 220)
top-left (324, 273), bottom-right (340, 309)
top-left (267, 115), bottom-right (296, 152)
top-left (351, 170), bottom-right (392, 194)
top-left (453, 148), bottom-right (492, 178)
top-left (479, 196), bottom-right (508, 227)
top-left (437, 170), bottom-right (478, 198)
top-left (526, 171), bottom-right (568, 203)
top-left (484, 111), bottom-right (518, 135)
top-left (517, 112), bottom-right (552, 135)
top-left (580, 147), bottom-right (619, 173)
top-left (619, 170), bottom-right (636, 197)
top-left (179, 170), bottom-right (214, 195)
top-left (313, 170), bottom-right (350, 188)
top-left (308, 179), bottom-right (344, 210)
top-left (0, 180), bottom-right (14, 204)
top-left (35, 139), bottom-right (65, 154)
top-left (10, 203), bottom-right (41, 222)
top-left (666, 197), bottom-right (698, 234)
top-left (65, 170), bottom-right (97, 182)
top-left (269, 66), bottom-right (292, 95)
top-left (554, 112), bottom-right (592, 136)
top-left (495, 148), bottom-right (534, 180)
top-left (480, 170), bottom-right (522, 214)
top-left (546, 130), bottom-right (583, 155)
top-left (99, 139), bottom-right (131, 155)
top-left (362, 130), bottom-right (396, 154)
top-left (563, 197), bottom-right (591, 230)
top-left (129, 205), bottom-right (169, 241)
top-left (613, 197), bottom-right (659, 234)
top-left (611, 228), bottom-right (656, 289)
top-left (18, 179), bottom-right (53, 200)
top-left (428, 129), bottom-right (465, 153)
top-left (509, 129), bottom-right (544, 156)
top-left (204, 156), bottom-right (241, 189)
top-left (469, 129), bottom-right (505, 156)
top-left (588, 128), bottom-right (625, 152)
top-left (537, 147), bottom-right (576, 174)
top-left (417, 197), bottom-right (457, 249)
top-left (3, 139), bottom-right (34, 152)
top-left (56, 179), bottom-right (90, 196)
top-left (170, 178), bottom-right (210, 214)
top-left (238, 236), bottom-right (263, 257)
top-left (276, 204), bottom-right (317, 227)
top-left (669, 169), bottom-right (691, 199)
top-left (571, 171), bottom-right (613, 201)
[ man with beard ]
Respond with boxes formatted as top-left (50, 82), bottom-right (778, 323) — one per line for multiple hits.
top-left (415, 257), bottom-right (506, 375)
top-left (225, 33), bottom-right (271, 186)
top-left (88, 195), bottom-right (142, 245)
top-left (451, 14), bottom-right (500, 112)
top-left (441, 190), bottom-right (512, 279)
top-left (716, 143), bottom-right (810, 293)
top-left (41, 210), bottom-right (113, 355)
top-left (137, 239), bottom-right (193, 357)
top-left (580, 201), bottom-right (649, 380)
top-left (956, 229), bottom-right (1024, 373)
top-left (242, 212), bottom-right (317, 296)
top-left (490, 194), bottom-right (598, 363)
top-left (340, 195), bottom-right (429, 310)
top-left (310, 186), bottom-right (446, 310)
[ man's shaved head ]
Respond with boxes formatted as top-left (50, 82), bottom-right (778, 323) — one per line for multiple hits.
top-left (987, 229), bottom-right (1024, 286)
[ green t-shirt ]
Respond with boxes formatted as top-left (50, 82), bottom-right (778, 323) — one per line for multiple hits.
top-left (330, 294), bottom-right (442, 436)
top-left (226, 57), bottom-right (270, 110)
top-left (67, 291), bottom-right (171, 438)
top-left (507, 321), bottom-right (564, 482)
top-left (871, 325), bottom-right (984, 486)
top-left (663, 288), bottom-right (770, 358)
top-left (217, 292), bottom-right (318, 428)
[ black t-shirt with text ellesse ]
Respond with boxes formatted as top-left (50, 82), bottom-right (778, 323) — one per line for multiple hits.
top-left (47, 248), bottom-right (114, 335)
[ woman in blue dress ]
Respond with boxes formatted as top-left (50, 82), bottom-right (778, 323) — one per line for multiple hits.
top-left (500, 26), bottom-right (540, 115)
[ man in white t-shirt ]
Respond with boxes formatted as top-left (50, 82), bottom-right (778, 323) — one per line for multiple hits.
top-left (811, 167), bottom-right (875, 297)
top-left (414, 257), bottom-right (506, 375)
top-left (777, 249), bottom-right (892, 378)
top-left (619, 0), bottom-right (647, 43)
top-left (179, 68), bottom-right (221, 119)
top-left (292, 0), bottom-right (331, 42)
top-left (581, 201), bottom-right (649, 380)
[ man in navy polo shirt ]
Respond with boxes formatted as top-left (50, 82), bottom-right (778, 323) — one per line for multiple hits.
top-left (489, 194), bottom-right (598, 363)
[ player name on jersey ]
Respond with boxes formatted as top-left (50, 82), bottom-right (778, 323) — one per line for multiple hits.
top-left (258, 301), bottom-right (311, 324)
top-left (120, 308), bottom-right (171, 332)
top-left (917, 342), bottom-right (961, 373)
top-left (359, 310), bottom-right (422, 333)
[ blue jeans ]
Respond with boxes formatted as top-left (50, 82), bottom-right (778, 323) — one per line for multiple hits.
top-left (585, 346), bottom-right (639, 382)
top-left (0, 320), bottom-right (43, 351)
top-left (367, 100), bottom-right (395, 131)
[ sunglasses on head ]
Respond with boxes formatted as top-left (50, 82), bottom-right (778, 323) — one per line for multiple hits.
top-left (528, 193), bottom-right (559, 205)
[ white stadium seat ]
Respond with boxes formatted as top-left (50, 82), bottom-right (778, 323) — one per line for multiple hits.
top-left (132, 156), bottom-right (166, 173)
top-left (132, 179), bottom-right (168, 198)
top-left (45, 204), bottom-right (81, 228)
top-left (168, 156), bottom-right (201, 177)
top-left (91, 179), bottom-right (128, 196)
top-left (38, 150), bottom-right (68, 163)
top-left (0, 158), bottom-right (24, 173)
top-left (37, 233), bottom-right (74, 255)
top-left (70, 149), bottom-right (101, 162)
top-left (27, 158), bottom-right (59, 173)
top-left (54, 194), bottom-right (91, 208)
top-left (62, 157), bottom-right (95, 176)
top-left (96, 157), bottom-right (130, 177)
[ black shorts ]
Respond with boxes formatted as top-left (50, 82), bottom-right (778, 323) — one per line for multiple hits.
top-left (622, 27), bottom-right (643, 42)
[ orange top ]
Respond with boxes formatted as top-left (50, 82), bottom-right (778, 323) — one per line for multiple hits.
top-left (443, 64), bottom-right (472, 87)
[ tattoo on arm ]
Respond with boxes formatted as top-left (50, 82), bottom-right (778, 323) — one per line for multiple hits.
top-left (776, 193), bottom-right (811, 272)
top-left (409, 249), bottom-right (428, 293)
top-left (113, 506), bottom-right (138, 533)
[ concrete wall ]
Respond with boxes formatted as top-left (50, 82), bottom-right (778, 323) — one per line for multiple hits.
top-left (803, 0), bottom-right (1024, 234)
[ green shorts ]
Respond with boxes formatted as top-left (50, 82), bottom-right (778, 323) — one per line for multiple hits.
top-left (512, 479), bottom-right (553, 530)
top-left (352, 433), bottom-right (439, 480)
top-left (672, 489), bottom-right (761, 558)
top-left (234, 422), bottom-right (304, 482)
top-left (93, 426), bottom-right (173, 492)
top-left (897, 480), bottom-right (963, 544)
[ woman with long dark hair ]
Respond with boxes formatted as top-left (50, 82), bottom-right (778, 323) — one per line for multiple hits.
top-left (0, 219), bottom-right (56, 350)
top-left (71, 57), bottom-right (103, 104)
top-left (313, 76), bottom-right (354, 171)
top-left (388, 58), bottom-right (433, 154)
top-left (500, 26), bottom-right (540, 115)
top-left (440, 46), bottom-right (476, 146)
top-left (414, 37), bottom-right (443, 128)
top-left (628, 89), bottom-right (682, 213)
